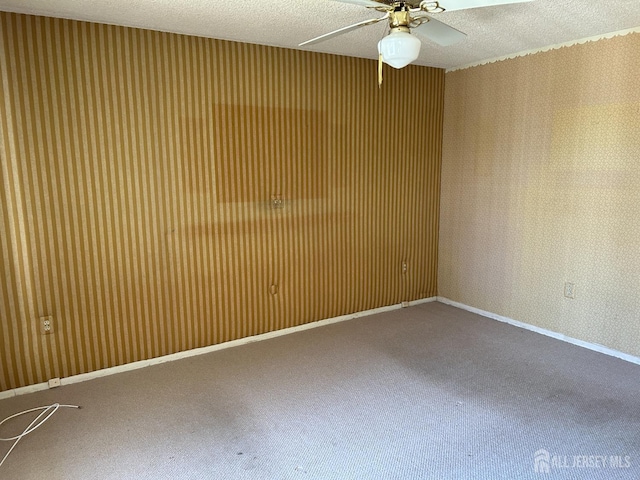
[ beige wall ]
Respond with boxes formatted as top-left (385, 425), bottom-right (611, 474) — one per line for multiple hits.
top-left (439, 33), bottom-right (640, 357)
top-left (0, 12), bottom-right (444, 391)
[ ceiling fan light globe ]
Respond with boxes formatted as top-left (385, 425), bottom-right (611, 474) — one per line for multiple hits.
top-left (377, 31), bottom-right (421, 69)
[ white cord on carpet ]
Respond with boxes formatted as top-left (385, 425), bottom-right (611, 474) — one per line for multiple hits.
top-left (0, 403), bottom-right (81, 468)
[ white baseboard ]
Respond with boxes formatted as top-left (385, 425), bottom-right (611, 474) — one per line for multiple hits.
top-left (437, 297), bottom-right (640, 366)
top-left (0, 297), bottom-right (437, 400)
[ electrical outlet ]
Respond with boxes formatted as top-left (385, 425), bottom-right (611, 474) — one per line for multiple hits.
top-left (401, 261), bottom-right (408, 274)
top-left (271, 194), bottom-right (284, 209)
top-left (564, 282), bottom-right (576, 299)
top-left (40, 316), bottom-right (54, 335)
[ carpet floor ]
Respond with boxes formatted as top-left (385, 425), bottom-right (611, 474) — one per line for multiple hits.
top-left (1, 302), bottom-right (639, 479)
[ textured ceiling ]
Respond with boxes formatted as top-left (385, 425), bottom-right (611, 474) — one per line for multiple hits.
top-left (0, 0), bottom-right (639, 70)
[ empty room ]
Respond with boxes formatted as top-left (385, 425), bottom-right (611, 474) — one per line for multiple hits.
top-left (1, 0), bottom-right (639, 478)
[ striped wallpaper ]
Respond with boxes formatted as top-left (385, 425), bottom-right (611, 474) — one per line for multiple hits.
top-left (0, 12), bottom-right (443, 391)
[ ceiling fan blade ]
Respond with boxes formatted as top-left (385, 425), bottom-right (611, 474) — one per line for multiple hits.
top-left (331, 0), bottom-right (388, 7)
top-left (299, 14), bottom-right (389, 47)
top-left (435, 0), bottom-right (533, 13)
top-left (413, 17), bottom-right (467, 46)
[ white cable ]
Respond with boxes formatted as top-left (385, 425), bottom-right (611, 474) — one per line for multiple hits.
top-left (0, 403), bottom-right (81, 469)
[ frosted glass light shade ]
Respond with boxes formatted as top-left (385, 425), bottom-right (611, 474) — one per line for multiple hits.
top-left (377, 31), bottom-right (421, 69)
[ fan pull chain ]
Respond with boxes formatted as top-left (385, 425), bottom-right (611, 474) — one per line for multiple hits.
top-left (378, 53), bottom-right (383, 87)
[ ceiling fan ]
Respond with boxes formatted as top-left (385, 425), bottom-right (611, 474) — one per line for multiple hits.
top-left (299, 0), bottom-right (533, 69)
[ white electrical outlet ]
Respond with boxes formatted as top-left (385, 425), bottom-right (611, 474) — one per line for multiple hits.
top-left (40, 316), bottom-right (54, 335)
top-left (564, 282), bottom-right (576, 299)
top-left (270, 194), bottom-right (284, 209)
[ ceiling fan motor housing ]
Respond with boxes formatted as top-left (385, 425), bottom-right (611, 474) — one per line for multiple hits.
top-left (390, 3), bottom-right (412, 28)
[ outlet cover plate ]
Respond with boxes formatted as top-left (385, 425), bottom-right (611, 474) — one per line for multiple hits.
top-left (564, 282), bottom-right (576, 299)
top-left (40, 315), bottom-right (54, 335)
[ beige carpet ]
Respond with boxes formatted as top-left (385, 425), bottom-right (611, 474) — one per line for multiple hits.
top-left (1, 302), bottom-right (639, 479)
